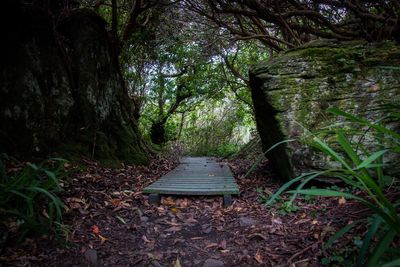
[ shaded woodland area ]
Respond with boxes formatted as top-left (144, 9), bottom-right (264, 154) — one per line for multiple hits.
top-left (1, 0), bottom-right (400, 266)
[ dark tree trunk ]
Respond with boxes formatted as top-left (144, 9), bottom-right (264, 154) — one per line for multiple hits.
top-left (0, 3), bottom-right (148, 167)
top-left (150, 121), bottom-right (166, 145)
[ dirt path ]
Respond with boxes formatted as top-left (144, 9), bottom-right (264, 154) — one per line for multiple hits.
top-left (1, 158), bottom-right (367, 266)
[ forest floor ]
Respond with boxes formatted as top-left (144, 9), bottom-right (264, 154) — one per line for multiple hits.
top-left (1, 155), bottom-right (370, 267)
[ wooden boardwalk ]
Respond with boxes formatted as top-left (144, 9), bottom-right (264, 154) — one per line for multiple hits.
top-left (143, 157), bottom-right (239, 205)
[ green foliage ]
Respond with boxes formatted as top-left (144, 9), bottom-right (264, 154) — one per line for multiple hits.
top-left (0, 157), bottom-right (66, 243)
top-left (176, 97), bottom-right (254, 157)
top-left (268, 106), bottom-right (400, 266)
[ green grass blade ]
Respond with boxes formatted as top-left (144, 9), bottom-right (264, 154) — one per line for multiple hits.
top-left (356, 150), bottom-right (389, 170)
top-left (356, 215), bottom-right (382, 267)
top-left (27, 163), bottom-right (39, 171)
top-left (366, 229), bottom-right (396, 267)
top-left (313, 137), bottom-right (352, 170)
top-left (327, 108), bottom-right (400, 140)
top-left (288, 189), bottom-right (365, 201)
top-left (244, 139), bottom-right (295, 178)
top-left (289, 170), bottom-right (330, 204)
top-left (337, 130), bottom-right (361, 166)
top-left (324, 220), bottom-right (362, 250)
top-left (266, 172), bottom-right (318, 206)
top-left (9, 189), bottom-right (31, 201)
top-left (43, 170), bottom-right (61, 190)
top-left (28, 187), bottom-right (64, 221)
top-left (291, 189), bottom-right (399, 231)
top-left (382, 258), bottom-right (400, 267)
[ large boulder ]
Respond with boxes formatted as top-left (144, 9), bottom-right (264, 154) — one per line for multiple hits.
top-left (0, 4), bottom-right (148, 166)
top-left (250, 40), bottom-right (400, 181)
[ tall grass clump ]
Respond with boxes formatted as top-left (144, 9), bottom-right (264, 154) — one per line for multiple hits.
top-left (0, 156), bottom-right (66, 245)
top-left (268, 105), bottom-right (400, 266)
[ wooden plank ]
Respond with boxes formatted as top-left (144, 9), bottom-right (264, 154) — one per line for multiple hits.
top-left (148, 179), bottom-right (236, 184)
top-left (149, 183), bottom-right (237, 187)
top-left (143, 188), bottom-right (239, 195)
top-left (149, 181), bottom-right (237, 185)
top-left (146, 184), bottom-right (238, 189)
top-left (143, 157), bottom-right (239, 197)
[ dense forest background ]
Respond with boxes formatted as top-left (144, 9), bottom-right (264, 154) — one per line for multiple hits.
top-left (1, 0), bottom-right (400, 266)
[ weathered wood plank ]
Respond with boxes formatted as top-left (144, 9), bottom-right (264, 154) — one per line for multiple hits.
top-left (143, 157), bottom-right (239, 197)
top-left (143, 188), bottom-right (239, 195)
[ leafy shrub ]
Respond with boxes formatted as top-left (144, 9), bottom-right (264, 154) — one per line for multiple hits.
top-left (0, 157), bottom-right (66, 244)
top-left (268, 107), bottom-right (400, 266)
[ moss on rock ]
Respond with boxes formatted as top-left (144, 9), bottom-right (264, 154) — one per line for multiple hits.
top-left (250, 40), bottom-right (400, 181)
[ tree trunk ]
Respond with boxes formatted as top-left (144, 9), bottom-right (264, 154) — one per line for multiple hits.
top-left (0, 4), bottom-right (148, 167)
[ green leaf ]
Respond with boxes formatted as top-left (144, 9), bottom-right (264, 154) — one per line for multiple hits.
top-left (288, 189), bottom-right (364, 200)
top-left (337, 130), bottom-right (361, 166)
top-left (28, 187), bottom-right (64, 221)
top-left (313, 137), bottom-right (351, 170)
top-left (244, 139), bottom-right (295, 178)
top-left (266, 172), bottom-right (319, 206)
top-left (324, 220), bottom-right (361, 250)
top-left (27, 163), bottom-right (39, 171)
top-left (289, 171), bottom-right (331, 204)
top-left (382, 258), bottom-right (400, 267)
top-left (356, 215), bottom-right (382, 267)
top-left (327, 108), bottom-right (400, 140)
top-left (356, 150), bottom-right (389, 170)
top-left (366, 229), bottom-right (396, 267)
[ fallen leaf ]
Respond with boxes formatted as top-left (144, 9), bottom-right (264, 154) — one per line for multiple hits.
top-left (42, 209), bottom-right (49, 219)
top-left (110, 198), bottom-right (121, 207)
top-left (67, 197), bottom-right (85, 203)
top-left (64, 163), bottom-right (72, 168)
top-left (142, 235), bottom-right (153, 243)
top-left (165, 226), bottom-right (182, 232)
top-left (338, 197), bottom-right (346, 205)
top-left (186, 217), bottom-right (198, 224)
top-left (116, 215), bottom-right (127, 224)
top-left (205, 243), bottom-right (219, 249)
top-left (179, 198), bottom-right (189, 208)
top-left (150, 252), bottom-right (163, 260)
top-left (163, 197), bottom-right (175, 206)
top-left (170, 207), bottom-right (179, 213)
top-left (98, 234), bottom-right (108, 244)
top-left (249, 233), bottom-right (267, 240)
top-left (254, 250), bottom-right (263, 264)
top-left (294, 219), bottom-right (311, 225)
top-left (297, 260), bottom-right (309, 267)
top-left (91, 225), bottom-right (100, 234)
top-left (173, 257), bottom-right (182, 267)
top-left (272, 218), bottom-right (283, 224)
top-left (165, 221), bottom-right (180, 226)
top-left (68, 202), bottom-right (82, 209)
top-left (219, 239), bottom-right (227, 250)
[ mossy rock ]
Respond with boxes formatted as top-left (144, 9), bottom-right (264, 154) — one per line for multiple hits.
top-left (250, 40), bottom-right (400, 181)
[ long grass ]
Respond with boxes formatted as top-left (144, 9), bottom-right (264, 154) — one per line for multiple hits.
top-left (0, 157), bottom-right (67, 244)
top-left (268, 106), bottom-right (400, 266)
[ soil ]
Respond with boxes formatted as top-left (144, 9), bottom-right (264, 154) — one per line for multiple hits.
top-left (0, 156), bottom-right (372, 267)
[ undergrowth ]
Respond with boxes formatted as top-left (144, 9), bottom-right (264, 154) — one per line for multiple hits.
top-left (0, 156), bottom-right (67, 248)
top-left (268, 105), bottom-right (400, 266)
